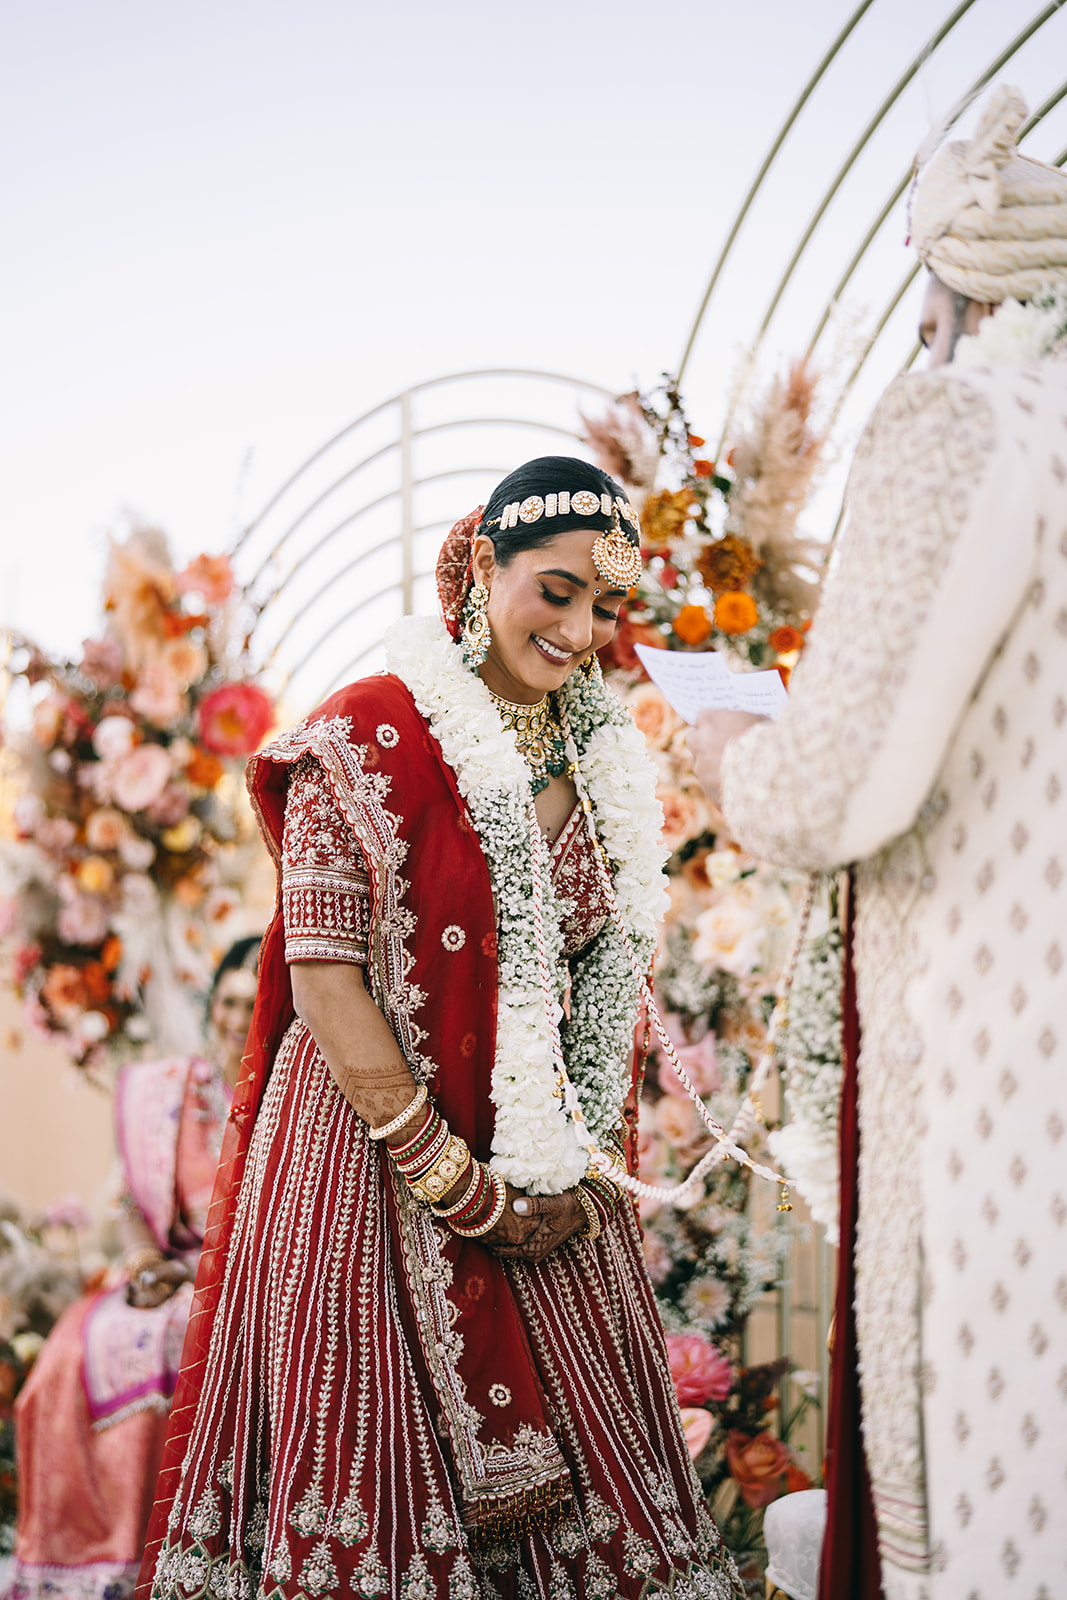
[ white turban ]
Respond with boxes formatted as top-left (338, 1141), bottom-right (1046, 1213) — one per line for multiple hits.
top-left (910, 85), bottom-right (1067, 303)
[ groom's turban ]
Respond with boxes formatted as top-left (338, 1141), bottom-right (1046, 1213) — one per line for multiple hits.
top-left (910, 85), bottom-right (1067, 303)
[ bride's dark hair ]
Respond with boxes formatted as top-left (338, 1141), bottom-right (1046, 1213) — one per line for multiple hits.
top-left (480, 456), bottom-right (638, 565)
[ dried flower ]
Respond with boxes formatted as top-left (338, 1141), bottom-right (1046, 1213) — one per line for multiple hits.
top-left (104, 530), bottom-right (177, 669)
top-left (712, 591), bottom-right (759, 635)
top-left (672, 605), bottom-right (713, 647)
top-left (665, 1333), bottom-right (734, 1405)
top-left (726, 1430), bottom-right (791, 1508)
top-left (579, 394), bottom-right (660, 490)
top-left (695, 534), bottom-right (762, 596)
top-left (197, 682), bottom-right (274, 757)
top-left (640, 489), bottom-right (694, 550)
top-left (176, 553), bottom-right (235, 606)
top-left (79, 637), bottom-right (124, 689)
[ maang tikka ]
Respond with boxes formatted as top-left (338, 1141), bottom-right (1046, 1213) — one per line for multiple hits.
top-left (461, 582), bottom-right (491, 670)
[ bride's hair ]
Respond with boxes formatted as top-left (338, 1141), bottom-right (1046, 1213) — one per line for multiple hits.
top-left (480, 456), bottom-right (638, 565)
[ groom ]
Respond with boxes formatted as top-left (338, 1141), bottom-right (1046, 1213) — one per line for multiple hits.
top-left (692, 86), bottom-right (1067, 1600)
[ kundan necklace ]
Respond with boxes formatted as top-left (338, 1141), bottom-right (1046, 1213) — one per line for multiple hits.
top-left (487, 688), bottom-right (567, 796)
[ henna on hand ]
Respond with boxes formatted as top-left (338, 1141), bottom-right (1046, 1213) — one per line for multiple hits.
top-left (488, 1189), bottom-right (585, 1264)
top-left (126, 1257), bottom-right (190, 1309)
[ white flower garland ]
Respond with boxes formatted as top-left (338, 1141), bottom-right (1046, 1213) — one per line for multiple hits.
top-left (385, 615), bottom-right (668, 1194)
top-left (955, 285), bottom-right (1067, 369)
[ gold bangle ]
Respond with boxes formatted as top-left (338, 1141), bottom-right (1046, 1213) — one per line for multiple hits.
top-left (575, 1185), bottom-right (601, 1243)
top-left (408, 1133), bottom-right (472, 1204)
top-left (452, 1170), bottom-right (507, 1238)
top-left (368, 1084), bottom-right (428, 1141)
top-left (431, 1160), bottom-right (482, 1218)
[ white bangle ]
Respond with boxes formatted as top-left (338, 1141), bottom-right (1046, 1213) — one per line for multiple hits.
top-left (367, 1084), bottom-right (428, 1141)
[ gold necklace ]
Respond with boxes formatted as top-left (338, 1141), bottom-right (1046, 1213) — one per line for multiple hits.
top-left (488, 689), bottom-right (568, 796)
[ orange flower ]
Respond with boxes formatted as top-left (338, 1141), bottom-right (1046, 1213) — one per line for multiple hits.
top-left (608, 620), bottom-right (666, 673)
top-left (783, 1464), bottom-right (813, 1494)
top-left (726, 1429), bottom-right (791, 1508)
top-left (687, 434), bottom-right (705, 448)
top-left (692, 459), bottom-right (715, 478)
top-left (41, 965), bottom-right (89, 1019)
top-left (673, 605), bottom-right (712, 646)
top-left (101, 935), bottom-right (123, 972)
top-left (769, 625), bottom-right (804, 654)
top-left (185, 746), bottom-right (225, 789)
top-left (81, 962), bottom-right (113, 1006)
top-left (162, 610), bottom-right (209, 638)
top-left (713, 591), bottom-right (758, 635)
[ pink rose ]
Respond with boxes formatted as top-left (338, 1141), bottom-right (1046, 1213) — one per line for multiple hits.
top-left (130, 662), bottom-right (187, 727)
top-left (658, 1027), bottom-right (720, 1098)
top-left (656, 1095), bottom-right (700, 1148)
top-left (679, 1407), bottom-right (716, 1461)
top-left (665, 1333), bottom-right (734, 1405)
top-left (197, 682), bottom-right (274, 757)
top-left (146, 783), bottom-right (190, 826)
top-left (110, 743), bottom-right (171, 812)
top-left (57, 895), bottom-right (110, 948)
top-left (641, 1230), bottom-right (673, 1287)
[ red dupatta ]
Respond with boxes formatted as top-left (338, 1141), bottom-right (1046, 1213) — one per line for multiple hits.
top-left (138, 672), bottom-right (572, 1595)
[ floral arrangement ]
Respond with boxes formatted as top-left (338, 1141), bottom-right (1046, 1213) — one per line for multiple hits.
top-left (0, 528), bottom-right (274, 1072)
top-left (582, 375), bottom-right (832, 1579)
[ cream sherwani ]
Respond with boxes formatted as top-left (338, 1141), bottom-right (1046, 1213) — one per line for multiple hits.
top-left (722, 359), bottom-right (1067, 1599)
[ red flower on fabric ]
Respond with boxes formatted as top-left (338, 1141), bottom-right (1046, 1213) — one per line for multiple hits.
top-left (197, 683), bottom-right (275, 757)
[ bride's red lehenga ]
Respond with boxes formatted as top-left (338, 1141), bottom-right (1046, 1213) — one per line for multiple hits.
top-left (137, 668), bottom-right (743, 1600)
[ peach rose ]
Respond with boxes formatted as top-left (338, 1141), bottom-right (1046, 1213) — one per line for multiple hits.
top-left (628, 683), bottom-right (683, 751)
top-left (657, 785), bottom-right (709, 854)
top-left (726, 1430), bottom-right (791, 1508)
top-left (85, 808), bottom-right (127, 851)
top-left (110, 743), bottom-right (172, 812)
top-left (130, 662), bottom-right (187, 727)
top-left (693, 892), bottom-right (763, 978)
top-left (91, 715), bottom-right (136, 762)
top-left (658, 1028), bottom-right (719, 1098)
top-left (656, 1094), bottom-right (700, 1148)
top-left (679, 1407), bottom-right (716, 1461)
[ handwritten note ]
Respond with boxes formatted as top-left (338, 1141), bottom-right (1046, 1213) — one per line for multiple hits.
top-left (634, 644), bottom-right (788, 724)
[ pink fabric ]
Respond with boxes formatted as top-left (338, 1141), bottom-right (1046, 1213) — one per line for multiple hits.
top-left (11, 1059), bottom-right (230, 1600)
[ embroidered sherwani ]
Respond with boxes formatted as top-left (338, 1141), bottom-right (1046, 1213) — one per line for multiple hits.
top-left (140, 675), bottom-right (742, 1600)
top-left (721, 361), bottom-right (1067, 1598)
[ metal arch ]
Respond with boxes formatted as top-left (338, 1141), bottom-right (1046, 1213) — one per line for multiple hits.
top-left (676, 0), bottom-right (879, 383)
top-left (243, 414), bottom-right (591, 595)
top-left (233, 367), bottom-right (618, 561)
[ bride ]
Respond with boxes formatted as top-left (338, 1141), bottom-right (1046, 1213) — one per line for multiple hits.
top-left (139, 456), bottom-right (744, 1600)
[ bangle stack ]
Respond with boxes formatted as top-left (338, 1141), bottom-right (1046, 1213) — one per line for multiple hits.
top-left (448, 1168), bottom-right (507, 1238)
top-left (389, 1104), bottom-right (472, 1205)
top-left (576, 1170), bottom-right (622, 1240)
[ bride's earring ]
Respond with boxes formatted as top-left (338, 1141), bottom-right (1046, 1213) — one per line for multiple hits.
top-left (461, 583), bottom-right (491, 669)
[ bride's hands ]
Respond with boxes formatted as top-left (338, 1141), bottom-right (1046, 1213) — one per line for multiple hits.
top-left (484, 1186), bottom-right (586, 1264)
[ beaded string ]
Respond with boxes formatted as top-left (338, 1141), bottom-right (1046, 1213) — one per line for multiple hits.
top-left (524, 709), bottom-right (817, 1208)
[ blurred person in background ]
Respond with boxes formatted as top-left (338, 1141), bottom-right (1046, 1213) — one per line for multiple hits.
top-left (7, 937), bottom-right (261, 1600)
top-left (690, 86), bottom-right (1067, 1600)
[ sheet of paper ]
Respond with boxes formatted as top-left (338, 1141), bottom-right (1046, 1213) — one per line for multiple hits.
top-left (634, 644), bottom-right (788, 724)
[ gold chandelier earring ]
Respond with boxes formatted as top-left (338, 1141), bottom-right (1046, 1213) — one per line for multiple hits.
top-left (461, 583), bottom-right (491, 670)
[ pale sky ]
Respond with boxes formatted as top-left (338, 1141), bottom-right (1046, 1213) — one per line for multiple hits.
top-left (4, 0), bottom-right (1066, 691)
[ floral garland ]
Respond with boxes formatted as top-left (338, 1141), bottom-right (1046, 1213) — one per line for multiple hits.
top-left (955, 285), bottom-right (1067, 370)
top-left (384, 614), bottom-right (668, 1194)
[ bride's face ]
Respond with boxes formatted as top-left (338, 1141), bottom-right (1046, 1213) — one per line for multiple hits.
top-left (470, 529), bottom-right (628, 703)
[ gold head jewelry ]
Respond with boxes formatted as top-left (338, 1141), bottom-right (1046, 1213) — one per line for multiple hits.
top-left (488, 489), bottom-right (641, 538)
top-left (591, 514), bottom-right (642, 590)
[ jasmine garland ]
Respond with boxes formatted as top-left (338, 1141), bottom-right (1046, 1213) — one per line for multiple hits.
top-left (386, 616), bottom-right (669, 1194)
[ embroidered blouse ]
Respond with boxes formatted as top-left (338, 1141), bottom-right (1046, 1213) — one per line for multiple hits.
top-left (281, 755), bottom-right (371, 964)
top-left (282, 755), bottom-right (610, 966)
